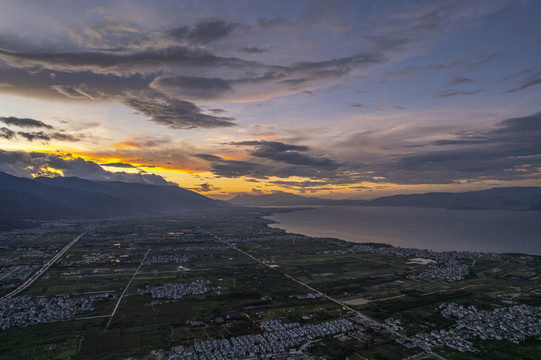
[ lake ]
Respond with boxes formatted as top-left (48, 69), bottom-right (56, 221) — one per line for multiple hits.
top-left (266, 206), bottom-right (541, 255)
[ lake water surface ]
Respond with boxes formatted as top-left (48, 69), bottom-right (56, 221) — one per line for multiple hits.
top-left (266, 206), bottom-right (541, 255)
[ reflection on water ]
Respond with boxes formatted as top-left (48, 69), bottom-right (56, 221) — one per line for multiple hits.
top-left (266, 206), bottom-right (541, 255)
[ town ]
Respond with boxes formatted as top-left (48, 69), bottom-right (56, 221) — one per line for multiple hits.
top-left (168, 319), bottom-right (358, 360)
top-left (137, 280), bottom-right (221, 300)
top-left (0, 210), bottom-right (540, 359)
top-left (407, 303), bottom-right (541, 352)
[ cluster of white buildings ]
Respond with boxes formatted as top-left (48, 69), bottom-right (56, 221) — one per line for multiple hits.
top-left (408, 259), bottom-right (470, 282)
top-left (385, 317), bottom-right (403, 331)
top-left (142, 255), bottom-right (191, 265)
top-left (406, 303), bottom-right (541, 352)
top-left (137, 280), bottom-right (220, 300)
top-left (225, 234), bottom-right (307, 243)
top-left (0, 295), bottom-right (94, 330)
top-left (161, 246), bottom-right (230, 252)
top-left (168, 319), bottom-right (357, 360)
top-left (0, 264), bottom-right (40, 281)
top-left (337, 244), bottom-right (502, 262)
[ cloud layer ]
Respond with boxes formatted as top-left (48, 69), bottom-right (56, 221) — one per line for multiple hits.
top-left (0, 1), bottom-right (540, 195)
top-left (0, 149), bottom-right (174, 186)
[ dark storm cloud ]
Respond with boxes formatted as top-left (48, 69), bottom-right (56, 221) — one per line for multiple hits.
top-left (233, 140), bottom-right (309, 152)
top-left (426, 112), bottom-right (541, 149)
top-left (150, 51), bottom-right (386, 102)
top-left (150, 76), bottom-right (233, 100)
top-left (11, 131), bottom-right (81, 143)
top-left (326, 111), bottom-right (541, 185)
top-left (0, 16), bottom-right (390, 125)
top-left (0, 114), bottom-right (83, 142)
top-left (231, 140), bottom-right (341, 170)
top-left (0, 127), bottom-right (15, 140)
top-left (194, 151), bottom-right (342, 180)
top-left (0, 7), bottom-right (514, 139)
top-left (101, 162), bottom-right (137, 168)
top-left (189, 182), bottom-right (220, 192)
top-left (434, 89), bottom-right (484, 98)
top-left (193, 154), bottom-right (223, 162)
top-left (507, 71), bottom-right (541, 93)
top-left (194, 153), bottom-right (268, 178)
top-left (269, 179), bottom-right (336, 191)
top-left (0, 149), bottom-right (174, 185)
top-left (122, 91), bottom-right (235, 129)
top-left (0, 116), bottom-right (53, 129)
top-left (194, 151), bottom-right (367, 186)
top-left (168, 19), bottom-right (241, 44)
top-left (208, 108), bottom-right (226, 114)
top-left (17, 131), bottom-right (51, 142)
top-left (240, 46), bottom-right (269, 54)
top-left (387, 111), bottom-right (541, 183)
top-left (0, 38), bottom-right (334, 92)
top-left (447, 76), bottom-right (474, 85)
top-left (0, 65), bottom-right (150, 101)
top-left (492, 111), bottom-right (541, 135)
top-left (0, 45), bottom-right (256, 76)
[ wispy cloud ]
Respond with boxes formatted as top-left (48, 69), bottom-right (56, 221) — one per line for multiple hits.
top-left (168, 18), bottom-right (241, 44)
top-left (122, 91), bottom-right (236, 129)
top-left (434, 89), bottom-right (484, 98)
top-left (0, 116), bottom-right (53, 129)
top-left (507, 71), bottom-right (541, 93)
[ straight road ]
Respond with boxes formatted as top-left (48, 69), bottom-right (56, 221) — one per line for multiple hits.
top-left (200, 227), bottom-right (447, 359)
top-left (223, 239), bottom-right (383, 327)
top-left (196, 226), bottom-right (384, 327)
top-left (104, 248), bottom-right (151, 331)
top-left (0, 228), bottom-right (94, 302)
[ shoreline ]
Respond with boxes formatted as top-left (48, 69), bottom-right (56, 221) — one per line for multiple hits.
top-left (262, 206), bottom-right (541, 257)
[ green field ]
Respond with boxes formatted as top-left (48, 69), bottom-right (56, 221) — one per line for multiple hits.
top-left (1, 210), bottom-right (540, 359)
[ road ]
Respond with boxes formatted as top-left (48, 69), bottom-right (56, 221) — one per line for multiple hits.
top-left (200, 228), bottom-right (447, 359)
top-left (0, 228), bottom-right (94, 302)
top-left (196, 225), bottom-right (384, 327)
top-left (218, 237), bottom-right (383, 327)
top-left (105, 248), bottom-right (151, 331)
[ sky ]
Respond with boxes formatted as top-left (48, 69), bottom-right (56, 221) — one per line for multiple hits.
top-left (0, 0), bottom-right (540, 199)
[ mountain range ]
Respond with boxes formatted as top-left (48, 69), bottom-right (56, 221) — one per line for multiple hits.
top-left (2, 170), bottom-right (541, 230)
top-left (0, 171), bottom-right (226, 227)
top-left (228, 188), bottom-right (541, 210)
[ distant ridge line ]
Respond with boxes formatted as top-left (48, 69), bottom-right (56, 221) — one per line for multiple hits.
top-left (228, 187), bottom-right (541, 211)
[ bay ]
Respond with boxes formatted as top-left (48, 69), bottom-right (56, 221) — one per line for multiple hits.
top-left (266, 206), bottom-right (541, 255)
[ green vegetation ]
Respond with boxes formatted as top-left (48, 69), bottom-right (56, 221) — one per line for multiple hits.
top-left (0, 210), bottom-right (540, 359)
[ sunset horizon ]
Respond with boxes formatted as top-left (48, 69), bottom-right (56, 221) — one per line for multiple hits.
top-left (2, 2), bottom-right (541, 358)
top-left (1, 0), bottom-right (540, 200)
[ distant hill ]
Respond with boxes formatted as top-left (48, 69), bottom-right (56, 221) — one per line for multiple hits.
top-left (228, 187), bottom-right (541, 210)
top-left (229, 191), bottom-right (369, 206)
top-left (368, 187), bottom-right (541, 210)
top-left (0, 171), bottom-right (226, 224)
top-left (228, 191), bottom-right (363, 206)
